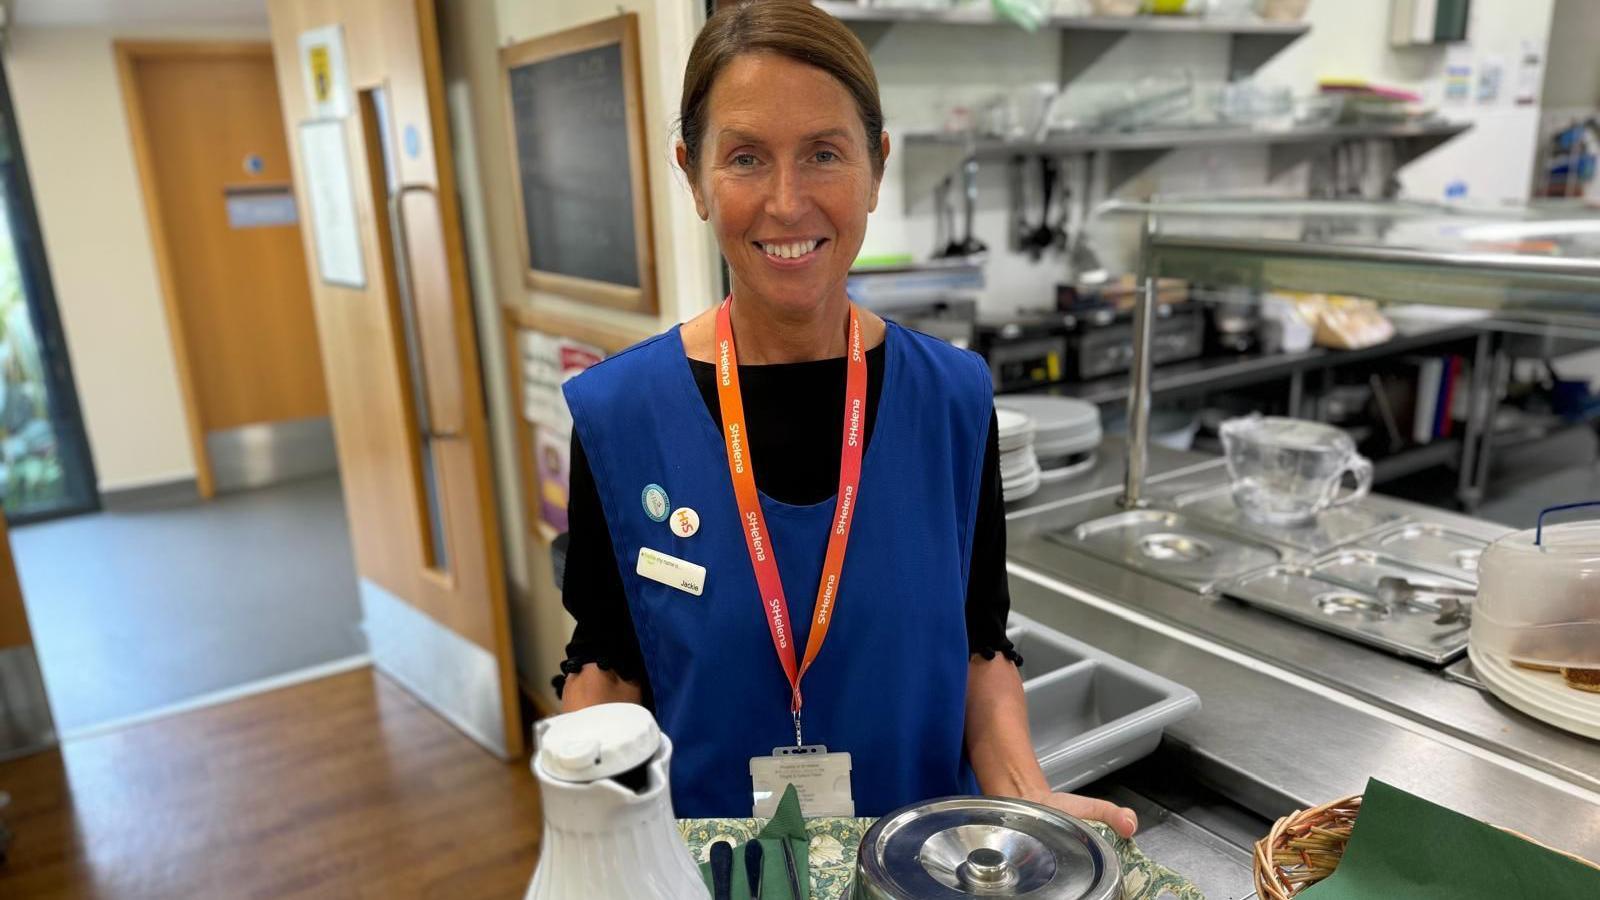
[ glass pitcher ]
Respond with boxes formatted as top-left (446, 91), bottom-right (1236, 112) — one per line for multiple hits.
top-left (1219, 414), bottom-right (1374, 526)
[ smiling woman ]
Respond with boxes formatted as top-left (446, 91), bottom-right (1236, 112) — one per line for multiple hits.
top-left (549, 0), bottom-right (1137, 838)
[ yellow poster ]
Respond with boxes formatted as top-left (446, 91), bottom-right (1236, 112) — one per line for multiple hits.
top-left (308, 45), bottom-right (332, 103)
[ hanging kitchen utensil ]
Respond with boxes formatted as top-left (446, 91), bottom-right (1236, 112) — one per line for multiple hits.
top-left (1025, 156), bottom-right (1059, 261)
top-left (1008, 155), bottom-right (1029, 254)
top-left (934, 176), bottom-right (954, 258)
top-left (951, 157), bottom-right (989, 258)
top-left (1051, 156), bottom-right (1073, 254)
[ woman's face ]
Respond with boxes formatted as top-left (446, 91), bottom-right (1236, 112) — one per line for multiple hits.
top-left (681, 52), bottom-right (887, 318)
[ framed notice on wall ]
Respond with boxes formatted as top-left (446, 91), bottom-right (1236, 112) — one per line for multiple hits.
top-left (500, 14), bottom-right (658, 315)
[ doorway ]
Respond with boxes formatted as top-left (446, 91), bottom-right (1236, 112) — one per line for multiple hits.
top-left (117, 41), bottom-right (334, 498)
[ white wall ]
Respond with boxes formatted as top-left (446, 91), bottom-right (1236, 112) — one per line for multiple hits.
top-left (439, 0), bottom-right (716, 708)
top-left (859, 0), bottom-right (1557, 318)
top-left (4, 24), bottom-right (269, 492)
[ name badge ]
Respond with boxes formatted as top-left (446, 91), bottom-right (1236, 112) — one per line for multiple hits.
top-left (750, 745), bottom-right (854, 818)
top-left (636, 547), bottom-right (705, 596)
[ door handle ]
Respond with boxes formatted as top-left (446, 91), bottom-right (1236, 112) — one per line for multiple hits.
top-left (387, 183), bottom-right (461, 439)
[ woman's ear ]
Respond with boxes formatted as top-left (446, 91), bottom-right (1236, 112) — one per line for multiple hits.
top-left (676, 141), bottom-right (710, 221)
top-left (867, 131), bottom-right (891, 213)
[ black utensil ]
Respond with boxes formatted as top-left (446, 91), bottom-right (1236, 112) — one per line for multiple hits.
top-left (710, 840), bottom-right (734, 900)
top-left (745, 841), bottom-right (765, 899)
top-left (781, 837), bottom-right (803, 900)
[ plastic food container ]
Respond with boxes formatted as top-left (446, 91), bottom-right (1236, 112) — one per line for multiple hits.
top-left (1471, 502), bottom-right (1600, 669)
top-left (1010, 613), bottom-right (1201, 790)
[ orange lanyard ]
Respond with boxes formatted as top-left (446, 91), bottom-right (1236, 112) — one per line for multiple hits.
top-left (714, 296), bottom-right (867, 746)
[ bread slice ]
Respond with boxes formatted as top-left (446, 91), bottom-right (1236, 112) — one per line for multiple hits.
top-left (1513, 659), bottom-right (1563, 674)
top-left (1561, 667), bottom-right (1600, 693)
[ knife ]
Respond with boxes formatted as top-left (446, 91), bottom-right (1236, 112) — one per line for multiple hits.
top-left (781, 837), bottom-right (803, 900)
top-left (745, 841), bottom-right (764, 899)
top-left (710, 840), bottom-right (733, 900)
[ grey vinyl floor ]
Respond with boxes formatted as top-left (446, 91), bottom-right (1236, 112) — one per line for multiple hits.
top-left (11, 474), bottom-right (365, 734)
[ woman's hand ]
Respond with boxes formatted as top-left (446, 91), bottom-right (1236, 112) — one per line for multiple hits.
top-left (964, 655), bottom-right (1139, 841)
top-left (1025, 788), bottom-right (1138, 840)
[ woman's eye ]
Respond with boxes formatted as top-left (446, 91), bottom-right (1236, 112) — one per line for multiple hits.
top-left (732, 153), bottom-right (758, 168)
top-left (815, 149), bottom-right (839, 163)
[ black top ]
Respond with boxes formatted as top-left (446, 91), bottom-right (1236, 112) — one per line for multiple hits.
top-left (554, 341), bottom-right (1019, 700)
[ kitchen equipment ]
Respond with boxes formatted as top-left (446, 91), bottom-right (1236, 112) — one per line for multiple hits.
top-left (1219, 415), bottom-right (1374, 527)
top-left (998, 408), bottom-right (1044, 502)
top-left (950, 158), bottom-right (987, 258)
top-left (1472, 502), bottom-right (1600, 671)
top-left (1051, 509), bottom-right (1282, 593)
top-left (1377, 576), bottom-right (1473, 624)
top-left (995, 396), bottom-right (1101, 481)
top-left (848, 795), bottom-right (1121, 900)
top-left (1010, 613), bottom-right (1201, 790)
top-left (1167, 483), bottom-right (1401, 555)
top-left (1204, 295), bottom-right (1261, 354)
top-left (1057, 304), bottom-right (1204, 381)
top-left (525, 703), bottom-right (708, 900)
top-left (934, 176), bottom-right (955, 258)
top-left (975, 315), bottom-right (1069, 392)
top-left (1358, 522), bottom-right (1488, 580)
top-left (1224, 560), bottom-right (1472, 665)
top-left (872, 298), bottom-right (978, 349)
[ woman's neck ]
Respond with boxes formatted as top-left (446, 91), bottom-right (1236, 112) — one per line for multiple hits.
top-left (726, 289), bottom-right (851, 364)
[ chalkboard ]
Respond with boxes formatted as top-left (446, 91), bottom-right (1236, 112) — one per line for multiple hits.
top-left (501, 15), bottom-right (656, 314)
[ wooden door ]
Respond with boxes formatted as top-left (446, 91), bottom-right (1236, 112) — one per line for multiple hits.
top-left (265, 0), bottom-right (522, 758)
top-left (118, 44), bottom-right (329, 497)
top-left (0, 513), bottom-right (54, 758)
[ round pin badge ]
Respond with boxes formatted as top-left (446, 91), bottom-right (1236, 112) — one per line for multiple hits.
top-left (641, 484), bottom-right (670, 522)
top-left (669, 507), bottom-right (700, 538)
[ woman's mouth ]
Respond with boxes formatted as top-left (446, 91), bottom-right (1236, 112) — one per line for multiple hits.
top-left (754, 238), bottom-right (827, 268)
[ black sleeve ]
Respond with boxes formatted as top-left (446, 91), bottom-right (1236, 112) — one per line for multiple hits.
top-left (551, 431), bottom-right (653, 703)
top-left (966, 409), bottom-right (1022, 667)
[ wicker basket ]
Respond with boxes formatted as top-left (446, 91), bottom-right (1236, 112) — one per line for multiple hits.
top-left (1254, 792), bottom-right (1600, 900)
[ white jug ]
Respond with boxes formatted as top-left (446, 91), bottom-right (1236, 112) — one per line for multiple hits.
top-left (525, 703), bottom-right (709, 900)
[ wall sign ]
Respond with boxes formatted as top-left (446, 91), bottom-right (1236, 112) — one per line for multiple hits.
top-left (298, 24), bottom-right (351, 119)
top-left (297, 120), bottom-right (365, 288)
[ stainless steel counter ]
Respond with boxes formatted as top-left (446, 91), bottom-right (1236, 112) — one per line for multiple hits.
top-left (1006, 439), bottom-right (1600, 864)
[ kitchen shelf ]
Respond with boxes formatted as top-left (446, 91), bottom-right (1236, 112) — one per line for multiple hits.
top-left (813, 1), bottom-right (1310, 36)
top-left (904, 120), bottom-right (1470, 157)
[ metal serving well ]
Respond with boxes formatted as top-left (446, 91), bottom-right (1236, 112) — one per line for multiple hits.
top-left (1049, 509), bottom-right (1281, 593)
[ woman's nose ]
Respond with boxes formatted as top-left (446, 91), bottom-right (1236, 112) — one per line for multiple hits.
top-left (764, 162), bottom-right (811, 223)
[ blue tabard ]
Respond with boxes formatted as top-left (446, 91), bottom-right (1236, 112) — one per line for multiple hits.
top-left (562, 320), bottom-right (992, 818)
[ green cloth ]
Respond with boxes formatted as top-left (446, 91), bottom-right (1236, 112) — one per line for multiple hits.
top-left (1301, 779), bottom-right (1600, 900)
top-left (696, 784), bottom-right (809, 900)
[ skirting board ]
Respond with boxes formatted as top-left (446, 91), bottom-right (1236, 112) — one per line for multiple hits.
top-left (359, 579), bottom-right (510, 759)
top-left (100, 476), bottom-right (202, 512)
top-left (207, 416), bottom-right (338, 493)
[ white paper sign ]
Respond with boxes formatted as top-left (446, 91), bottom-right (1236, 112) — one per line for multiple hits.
top-left (297, 120), bottom-right (365, 288)
top-left (298, 25), bottom-right (351, 120)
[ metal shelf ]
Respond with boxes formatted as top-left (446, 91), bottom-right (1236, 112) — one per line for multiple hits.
top-left (813, 1), bottom-right (1310, 36)
top-left (904, 120), bottom-right (1470, 156)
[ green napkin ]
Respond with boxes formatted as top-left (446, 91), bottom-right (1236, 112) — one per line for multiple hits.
top-left (699, 784), bottom-right (810, 900)
top-left (1301, 779), bottom-right (1600, 900)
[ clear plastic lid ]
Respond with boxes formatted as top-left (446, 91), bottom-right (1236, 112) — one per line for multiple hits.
top-left (1471, 514), bottom-right (1600, 669)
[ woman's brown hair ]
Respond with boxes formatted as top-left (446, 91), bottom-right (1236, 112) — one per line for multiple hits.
top-left (679, 1), bottom-right (885, 177)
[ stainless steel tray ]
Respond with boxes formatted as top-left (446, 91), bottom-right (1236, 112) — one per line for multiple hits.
top-left (1010, 613), bottom-right (1201, 791)
top-left (1358, 523), bottom-right (1487, 582)
top-left (1047, 509), bottom-right (1282, 593)
top-left (1168, 484), bottom-right (1405, 555)
top-left (1309, 549), bottom-right (1476, 595)
top-left (1222, 565), bottom-right (1470, 665)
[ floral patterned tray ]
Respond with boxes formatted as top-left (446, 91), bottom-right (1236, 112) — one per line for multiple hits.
top-left (679, 816), bottom-right (1206, 900)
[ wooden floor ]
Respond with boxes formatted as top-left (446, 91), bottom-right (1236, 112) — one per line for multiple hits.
top-left (0, 668), bottom-right (542, 898)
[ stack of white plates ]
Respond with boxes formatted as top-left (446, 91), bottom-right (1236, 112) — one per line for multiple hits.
top-left (996, 407), bottom-right (1041, 501)
top-left (997, 396), bottom-right (1102, 484)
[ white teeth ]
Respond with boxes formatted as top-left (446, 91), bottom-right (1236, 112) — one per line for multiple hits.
top-left (761, 240), bottom-right (818, 259)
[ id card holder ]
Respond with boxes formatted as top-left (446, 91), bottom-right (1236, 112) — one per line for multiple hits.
top-left (750, 745), bottom-right (854, 818)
